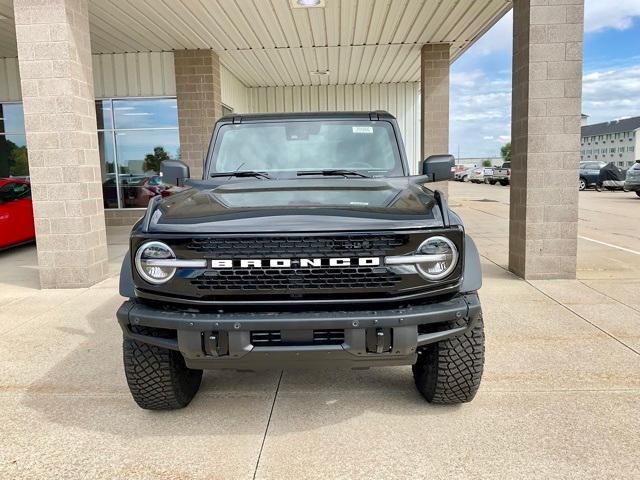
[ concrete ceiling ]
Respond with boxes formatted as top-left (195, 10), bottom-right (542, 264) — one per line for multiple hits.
top-left (0, 0), bottom-right (511, 87)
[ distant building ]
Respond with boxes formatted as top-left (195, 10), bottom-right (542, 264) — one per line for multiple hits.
top-left (581, 113), bottom-right (589, 126)
top-left (457, 157), bottom-right (502, 167)
top-left (581, 117), bottom-right (640, 168)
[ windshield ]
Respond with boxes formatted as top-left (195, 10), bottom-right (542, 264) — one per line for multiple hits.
top-left (209, 120), bottom-right (404, 178)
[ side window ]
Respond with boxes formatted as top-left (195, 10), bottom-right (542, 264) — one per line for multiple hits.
top-left (0, 182), bottom-right (30, 203)
top-left (14, 183), bottom-right (31, 199)
top-left (0, 183), bottom-right (17, 204)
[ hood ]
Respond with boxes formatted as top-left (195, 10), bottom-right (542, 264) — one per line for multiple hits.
top-left (145, 176), bottom-right (445, 233)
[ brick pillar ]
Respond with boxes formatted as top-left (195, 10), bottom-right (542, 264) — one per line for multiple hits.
top-left (421, 43), bottom-right (451, 193)
top-left (174, 50), bottom-right (222, 179)
top-left (14, 0), bottom-right (108, 288)
top-left (509, 0), bottom-right (584, 279)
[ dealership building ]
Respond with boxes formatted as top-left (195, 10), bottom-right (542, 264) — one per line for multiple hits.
top-left (0, 0), bottom-right (585, 288)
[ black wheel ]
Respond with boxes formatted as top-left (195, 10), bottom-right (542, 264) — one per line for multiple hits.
top-left (489, 180), bottom-right (497, 185)
top-left (595, 183), bottom-right (602, 192)
top-left (579, 178), bottom-right (586, 191)
top-left (123, 326), bottom-right (203, 410)
top-left (636, 191), bottom-right (640, 198)
top-left (412, 317), bottom-right (485, 404)
top-left (499, 180), bottom-right (509, 186)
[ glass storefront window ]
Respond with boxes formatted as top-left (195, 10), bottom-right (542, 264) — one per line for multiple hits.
top-left (0, 103), bottom-right (28, 178)
top-left (96, 100), bottom-right (113, 130)
top-left (1, 99), bottom-right (180, 208)
top-left (98, 131), bottom-right (118, 208)
top-left (0, 103), bottom-right (25, 134)
top-left (97, 97), bottom-right (180, 209)
top-left (115, 129), bottom-right (180, 208)
top-left (113, 98), bottom-right (179, 129)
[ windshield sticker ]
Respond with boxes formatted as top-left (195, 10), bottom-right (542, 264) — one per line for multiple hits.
top-left (352, 126), bottom-right (373, 134)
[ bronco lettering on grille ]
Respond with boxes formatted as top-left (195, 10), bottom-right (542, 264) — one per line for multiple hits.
top-left (209, 257), bottom-right (381, 269)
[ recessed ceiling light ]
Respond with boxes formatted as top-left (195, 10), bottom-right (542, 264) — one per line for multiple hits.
top-left (291, 0), bottom-right (325, 8)
top-left (310, 70), bottom-right (329, 76)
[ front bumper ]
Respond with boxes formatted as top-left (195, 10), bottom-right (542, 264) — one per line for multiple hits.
top-left (624, 180), bottom-right (640, 191)
top-left (117, 293), bottom-right (481, 369)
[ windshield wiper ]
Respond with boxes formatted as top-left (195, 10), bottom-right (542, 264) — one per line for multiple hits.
top-left (297, 169), bottom-right (370, 178)
top-left (210, 171), bottom-right (271, 179)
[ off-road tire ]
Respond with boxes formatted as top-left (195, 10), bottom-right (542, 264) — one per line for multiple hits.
top-left (412, 317), bottom-right (485, 404)
top-left (123, 326), bottom-right (203, 410)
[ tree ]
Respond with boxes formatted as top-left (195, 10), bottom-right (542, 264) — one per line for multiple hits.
top-left (10, 144), bottom-right (29, 176)
top-left (0, 137), bottom-right (29, 177)
top-left (143, 146), bottom-right (171, 173)
top-left (500, 142), bottom-right (512, 163)
top-left (482, 159), bottom-right (492, 167)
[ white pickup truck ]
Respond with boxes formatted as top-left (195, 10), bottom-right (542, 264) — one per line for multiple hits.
top-left (484, 162), bottom-right (511, 186)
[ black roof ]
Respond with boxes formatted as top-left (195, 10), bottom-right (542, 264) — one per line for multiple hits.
top-left (582, 116), bottom-right (640, 137)
top-left (217, 111), bottom-right (396, 123)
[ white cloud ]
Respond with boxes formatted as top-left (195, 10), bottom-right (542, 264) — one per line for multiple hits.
top-left (448, 0), bottom-right (640, 157)
top-left (582, 65), bottom-right (640, 123)
top-left (468, 11), bottom-right (513, 56)
top-left (450, 63), bottom-right (640, 156)
top-left (464, 0), bottom-right (640, 57)
top-left (584, 0), bottom-right (640, 32)
top-left (450, 69), bottom-right (512, 157)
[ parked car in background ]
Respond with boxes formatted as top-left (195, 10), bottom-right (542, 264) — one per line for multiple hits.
top-left (0, 178), bottom-right (35, 249)
top-left (454, 165), bottom-right (472, 182)
top-left (579, 160), bottom-right (606, 191)
top-left (596, 162), bottom-right (627, 192)
top-left (484, 162), bottom-right (511, 185)
top-left (468, 167), bottom-right (485, 183)
top-left (624, 160), bottom-right (640, 197)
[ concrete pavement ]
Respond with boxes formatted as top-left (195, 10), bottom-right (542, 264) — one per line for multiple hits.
top-left (0, 183), bottom-right (638, 479)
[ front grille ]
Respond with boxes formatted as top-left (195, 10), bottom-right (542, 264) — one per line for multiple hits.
top-left (186, 234), bottom-right (408, 258)
top-left (190, 266), bottom-right (401, 292)
top-left (250, 330), bottom-right (345, 346)
top-left (186, 234), bottom-right (407, 294)
top-left (313, 329), bottom-right (345, 345)
top-left (137, 230), bottom-right (464, 303)
top-left (251, 330), bottom-right (282, 346)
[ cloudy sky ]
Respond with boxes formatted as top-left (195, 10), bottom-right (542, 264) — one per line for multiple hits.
top-left (450, 0), bottom-right (640, 159)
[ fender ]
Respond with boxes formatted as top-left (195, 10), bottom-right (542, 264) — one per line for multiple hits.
top-left (460, 234), bottom-right (482, 293)
top-left (119, 250), bottom-right (136, 298)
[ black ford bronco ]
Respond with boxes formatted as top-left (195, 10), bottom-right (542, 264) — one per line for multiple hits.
top-left (117, 111), bottom-right (484, 410)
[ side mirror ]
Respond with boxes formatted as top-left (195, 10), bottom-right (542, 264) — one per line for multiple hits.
top-left (160, 160), bottom-right (190, 186)
top-left (422, 154), bottom-right (455, 182)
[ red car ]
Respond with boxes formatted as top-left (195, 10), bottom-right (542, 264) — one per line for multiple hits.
top-left (0, 178), bottom-right (35, 249)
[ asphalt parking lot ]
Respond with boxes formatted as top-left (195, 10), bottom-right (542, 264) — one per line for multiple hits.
top-left (0, 183), bottom-right (639, 479)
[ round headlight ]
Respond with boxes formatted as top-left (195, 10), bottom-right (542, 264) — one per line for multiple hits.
top-left (415, 236), bottom-right (458, 280)
top-left (135, 241), bottom-right (176, 284)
